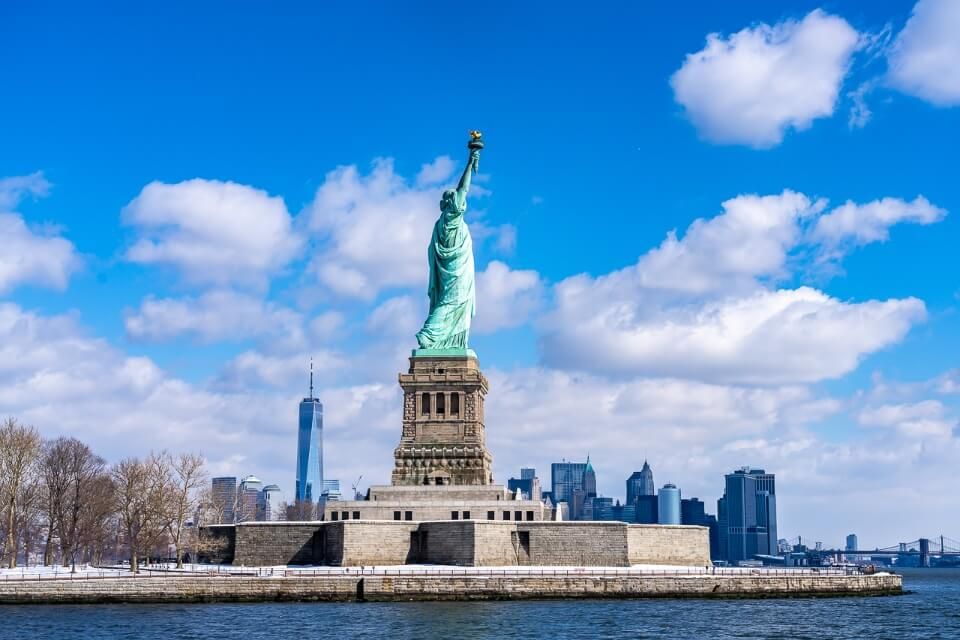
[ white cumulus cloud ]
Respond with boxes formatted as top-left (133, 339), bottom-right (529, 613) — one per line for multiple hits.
top-left (859, 399), bottom-right (956, 438)
top-left (537, 189), bottom-right (938, 385)
top-left (811, 195), bottom-right (946, 255)
top-left (305, 159), bottom-right (447, 299)
top-left (541, 286), bottom-right (925, 385)
top-left (123, 179), bottom-right (302, 287)
top-left (671, 9), bottom-right (861, 148)
top-left (887, 0), bottom-right (960, 106)
top-left (124, 290), bottom-right (305, 345)
top-left (0, 173), bottom-right (81, 294)
top-left (475, 261), bottom-right (543, 334)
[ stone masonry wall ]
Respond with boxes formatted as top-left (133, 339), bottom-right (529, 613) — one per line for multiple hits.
top-left (418, 521), bottom-right (476, 565)
top-left (200, 520), bottom-right (710, 568)
top-left (472, 522), bottom-right (520, 566)
top-left (517, 522), bottom-right (631, 566)
top-left (627, 524), bottom-right (711, 566)
top-left (233, 523), bottom-right (324, 566)
top-left (0, 573), bottom-right (903, 604)
top-left (337, 521), bottom-right (421, 566)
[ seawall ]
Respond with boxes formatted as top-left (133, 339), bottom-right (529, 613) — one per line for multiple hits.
top-left (0, 572), bottom-right (902, 604)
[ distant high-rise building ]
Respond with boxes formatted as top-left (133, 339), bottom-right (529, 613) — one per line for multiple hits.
top-left (658, 484), bottom-right (681, 524)
top-left (551, 458), bottom-right (597, 519)
top-left (321, 479), bottom-right (341, 501)
top-left (211, 476), bottom-right (237, 524)
top-left (845, 533), bottom-right (858, 561)
top-left (262, 484), bottom-right (285, 522)
top-left (550, 461), bottom-right (587, 507)
top-left (717, 495), bottom-right (728, 561)
top-left (583, 456), bottom-right (597, 497)
top-left (846, 534), bottom-right (858, 551)
top-left (295, 360), bottom-right (324, 503)
top-left (720, 467), bottom-right (777, 565)
top-left (508, 468), bottom-right (542, 501)
top-left (681, 497), bottom-right (706, 525)
top-left (238, 475), bottom-right (263, 522)
top-left (635, 495), bottom-right (658, 524)
top-left (626, 461), bottom-right (655, 505)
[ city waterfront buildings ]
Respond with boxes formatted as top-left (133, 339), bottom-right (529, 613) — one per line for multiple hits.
top-left (507, 468), bottom-right (542, 500)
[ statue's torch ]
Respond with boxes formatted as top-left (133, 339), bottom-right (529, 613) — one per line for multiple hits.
top-left (468, 130), bottom-right (484, 173)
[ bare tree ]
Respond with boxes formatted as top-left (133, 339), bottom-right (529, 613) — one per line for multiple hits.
top-left (112, 458), bottom-right (149, 573)
top-left (17, 476), bottom-right (44, 566)
top-left (51, 439), bottom-right (107, 571)
top-left (286, 499), bottom-right (317, 521)
top-left (39, 438), bottom-right (71, 566)
top-left (79, 473), bottom-right (117, 566)
top-left (167, 452), bottom-right (206, 567)
top-left (112, 454), bottom-right (171, 573)
top-left (0, 418), bottom-right (43, 568)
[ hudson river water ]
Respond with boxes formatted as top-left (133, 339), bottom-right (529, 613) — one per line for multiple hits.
top-left (2, 569), bottom-right (958, 639)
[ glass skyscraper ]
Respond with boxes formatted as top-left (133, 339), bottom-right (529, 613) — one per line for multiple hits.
top-left (658, 483), bottom-right (681, 524)
top-left (211, 476), bottom-right (237, 524)
top-left (626, 460), bottom-right (655, 505)
top-left (295, 362), bottom-right (324, 503)
top-left (550, 461), bottom-right (587, 506)
top-left (719, 467), bottom-right (777, 564)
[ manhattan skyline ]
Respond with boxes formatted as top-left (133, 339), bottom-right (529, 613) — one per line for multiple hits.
top-left (1, 0), bottom-right (958, 547)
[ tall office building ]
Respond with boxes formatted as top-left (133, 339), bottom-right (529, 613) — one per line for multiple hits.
top-left (846, 534), bottom-right (858, 551)
top-left (262, 484), bottom-right (285, 522)
top-left (626, 461), bottom-right (655, 505)
top-left (658, 483), bottom-right (681, 524)
top-left (508, 468), bottom-right (542, 501)
top-left (238, 475), bottom-right (263, 522)
top-left (583, 456), bottom-right (597, 497)
top-left (295, 361), bottom-right (324, 503)
top-left (211, 476), bottom-right (237, 524)
top-left (720, 467), bottom-right (777, 564)
top-left (845, 533), bottom-right (858, 561)
top-left (321, 479), bottom-right (342, 501)
top-left (635, 495), bottom-right (658, 524)
top-left (551, 459), bottom-right (596, 519)
top-left (550, 461), bottom-right (588, 507)
top-left (681, 497), bottom-right (706, 525)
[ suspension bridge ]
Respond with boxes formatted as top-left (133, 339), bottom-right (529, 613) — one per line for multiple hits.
top-left (789, 535), bottom-right (960, 567)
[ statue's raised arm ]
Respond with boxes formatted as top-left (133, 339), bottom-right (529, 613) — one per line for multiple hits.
top-left (454, 130), bottom-right (483, 209)
top-left (414, 131), bottom-right (484, 352)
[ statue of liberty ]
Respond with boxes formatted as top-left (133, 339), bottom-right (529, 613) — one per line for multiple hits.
top-left (415, 132), bottom-right (484, 351)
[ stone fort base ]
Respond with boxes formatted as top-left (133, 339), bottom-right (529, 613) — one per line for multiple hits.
top-left (199, 520), bottom-right (710, 568)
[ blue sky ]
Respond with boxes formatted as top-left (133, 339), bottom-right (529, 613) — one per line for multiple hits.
top-left (2, 0), bottom-right (959, 547)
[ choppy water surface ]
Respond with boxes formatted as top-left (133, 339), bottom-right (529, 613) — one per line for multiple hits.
top-left (2, 568), bottom-right (958, 639)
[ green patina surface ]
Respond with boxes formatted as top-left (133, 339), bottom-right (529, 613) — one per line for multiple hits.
top-left (415, 133), bottom-right (484, 351)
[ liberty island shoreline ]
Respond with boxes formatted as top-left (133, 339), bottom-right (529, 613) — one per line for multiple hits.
top-left (0, 565), bottom-right (901, 605)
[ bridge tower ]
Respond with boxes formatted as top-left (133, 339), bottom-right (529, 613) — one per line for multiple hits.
top-left (919, 538), bottom-right (930, 567)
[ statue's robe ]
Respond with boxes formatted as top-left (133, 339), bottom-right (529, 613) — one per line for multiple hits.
top-left (415, 191), bottom-right (475, 349)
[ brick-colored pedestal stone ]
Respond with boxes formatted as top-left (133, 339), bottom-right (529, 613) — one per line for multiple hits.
top-left (392, 354), bottom-right (494, 486)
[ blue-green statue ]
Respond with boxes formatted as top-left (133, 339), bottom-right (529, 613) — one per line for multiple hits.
top-left (415, 132), bottom-right (484, 351)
